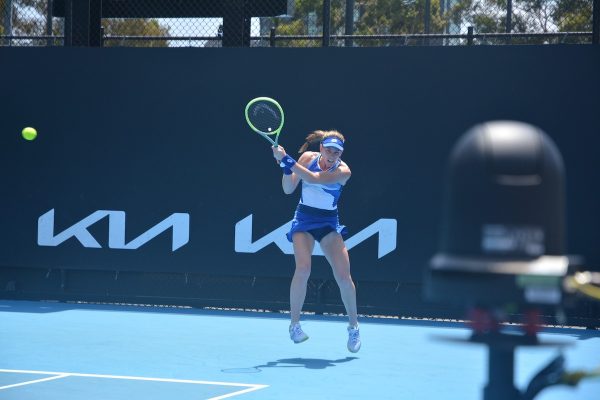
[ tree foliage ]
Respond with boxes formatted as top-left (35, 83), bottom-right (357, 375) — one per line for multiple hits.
top-left (2, 0), bottom-right (593, 46)
top-left (554, 0), bottom-right (592, 30)
top-left (102, 19), bottom-right (169, 47)
top-left (268, 0), bottom-right (592, 44)
top-left (443, 0), bottom-right (592, 34)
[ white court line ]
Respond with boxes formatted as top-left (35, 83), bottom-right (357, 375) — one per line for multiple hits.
top-left (0, 369), bottom-right (268, 398)
top-left (0, 373), bottom-right (69, 390)
top-left (207, 386), bottom-right (268, 400)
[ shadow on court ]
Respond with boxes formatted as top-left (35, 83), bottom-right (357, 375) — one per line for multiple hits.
top-left (222, 357), bottom-right (358, 373)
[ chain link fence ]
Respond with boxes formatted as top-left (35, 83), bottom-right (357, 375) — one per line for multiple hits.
top-left (0, 0), bottom-right (597, 47)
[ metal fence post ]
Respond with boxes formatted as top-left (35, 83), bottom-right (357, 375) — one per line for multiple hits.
top-left (64, 0), bottom-right (72, 46)
top-left (506, 0), bottom-right (513, 33)
top-left (323, 0), bottom-right (331, 47)
top-left (90, 0), bottom-right (102, 47)
top-left (46, 0), bottom-right (53, 46)
top-left (593, 0), bottom-right (599, 44)
top-left (72, 0), bottom-right (91, 46)
top-left (223, 0), bottom-right (249, 47)
top-left (506, 0), bottom-right (513, 44)
top-left (345, 0), bottom-right (354, 47)
top-left (3, 0), bottom-right (12, 46)
top-left (424, 0), bottom-right (431, 45)
top-left (270, 26), bottom-right (276, 47)
top-left (467, 26), bottom-right (474, 45)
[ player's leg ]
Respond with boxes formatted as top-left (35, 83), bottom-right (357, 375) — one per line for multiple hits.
top-left (289, 231), bottom-right (315, 343)
top-left (320, 232), bottom-right (357, 325)
top-left (320, 231), bottom-right (361, 352)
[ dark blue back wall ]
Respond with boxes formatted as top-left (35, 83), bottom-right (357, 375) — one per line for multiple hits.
top-left (0, 46), bottom-right (598, 287)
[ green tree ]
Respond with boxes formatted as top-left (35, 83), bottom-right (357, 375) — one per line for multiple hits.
top-left (102, 19), bottom-right (170, 47)
top-left (515, 0), bottom-right (561, 32)
top-left (278, 0), bottom-right (337, 34)
top-left (268, 0), bottom-right (593, 46)
top-left (445, 0), bottom-right (531, 34)
top-left (354, 0), bottom-right (446, 34)
top-left (553, 0), bottom-right (592, 31)
top-left (264, 0), bottom-right (344, 46)
top-left (443, 0), bottom-right (592, 43)
top-left (268, 0), bottom-right (449, 46)
top-left (1, 0), bottom-right (5, 35)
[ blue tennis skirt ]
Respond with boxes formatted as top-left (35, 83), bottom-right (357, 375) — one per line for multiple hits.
top-left (286, 204), bottom-right (348, 242)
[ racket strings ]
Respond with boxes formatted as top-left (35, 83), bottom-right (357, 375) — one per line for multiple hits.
top-left (248, 101), bottom-right (282, 134)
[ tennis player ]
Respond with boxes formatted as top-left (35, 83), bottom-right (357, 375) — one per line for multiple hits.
top-left (272, 130), bottom-right (361, 353)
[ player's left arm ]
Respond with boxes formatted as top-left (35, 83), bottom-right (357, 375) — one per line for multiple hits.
top-left (291, 160), bottom-right (351, 185)
top-left (274, 146), bottom-right (351, 185)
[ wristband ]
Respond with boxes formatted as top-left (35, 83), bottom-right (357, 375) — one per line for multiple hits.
top-left (282, 166), bottom-right (293, 175)
top-left (279, 154), bottom-right (296, 169)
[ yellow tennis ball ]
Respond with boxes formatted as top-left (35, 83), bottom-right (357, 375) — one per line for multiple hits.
top-left (22, 127), bottom-right (37, 141)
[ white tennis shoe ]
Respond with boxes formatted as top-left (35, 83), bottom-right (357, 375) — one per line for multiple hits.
top-left (289, 323), bottom-right (309, 344)
top-left (347, 325), bottom-right (361, 353)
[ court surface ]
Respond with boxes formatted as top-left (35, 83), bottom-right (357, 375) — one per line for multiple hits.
top-left (1, 300), bottom-right (598, 400)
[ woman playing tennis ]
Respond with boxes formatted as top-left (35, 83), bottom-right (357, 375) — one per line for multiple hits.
top-left (272, 130), bottom-right (361, 353)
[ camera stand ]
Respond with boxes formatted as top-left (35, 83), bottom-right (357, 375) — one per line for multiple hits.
top-left (472, 331), bottom-right (538, 400)
top-left (436, 309), bottom-right (570, 400)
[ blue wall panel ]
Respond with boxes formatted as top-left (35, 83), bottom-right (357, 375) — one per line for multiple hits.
top-left (0, 46), bottom-right (598, 289)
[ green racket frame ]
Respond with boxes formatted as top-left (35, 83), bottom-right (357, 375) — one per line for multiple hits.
top-left (244, 97), bottom-right (285, 146)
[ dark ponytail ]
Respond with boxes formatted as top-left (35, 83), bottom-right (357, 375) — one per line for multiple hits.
top-left (298, 130), bottom-right (345, 153)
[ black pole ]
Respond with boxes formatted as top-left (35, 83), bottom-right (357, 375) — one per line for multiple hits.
top-left (270, 26), bottom-right (276, 47)
top-left (424, 0), bottom-right (431, 45)
top-left (483, 344), bottom-right (522, 400)
top-left (344, 0), bottom-right (354, 47)
top-left (322, 0), bottom-right (331, 47)
top-left (223, 0), bottom-right (249, 47)
top-left (89, 0), bottom-right (102, 47)
top-left (71, 0), bottom-right (91, 46)
top-left (506, 0), bottom-right (513, 33)
top-left (4, 0), bottom-right (12, 46)
top-left (46, 0), bottom-right (53, 46)
top-left (243, 12), bottom-right (251, 47)
top-left (64, 0), bottom-right (72, 46)
top-left (467, 26), bottom-right (473, 45)
top-left (506, 0), bottom-right (513, 44)
top-left (593, 0), bottom-right (599, 44)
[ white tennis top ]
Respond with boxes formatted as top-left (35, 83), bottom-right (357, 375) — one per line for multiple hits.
top-left (299, 154), bottom-right (343, 211)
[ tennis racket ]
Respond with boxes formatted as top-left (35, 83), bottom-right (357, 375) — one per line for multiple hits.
top-left (244, 97), bottom-right (285, 146)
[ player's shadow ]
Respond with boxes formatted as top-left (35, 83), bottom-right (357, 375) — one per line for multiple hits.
top-left (222, 357), bottom-right (358, 373)
top-left (258, 357), bottom-right (358, 370)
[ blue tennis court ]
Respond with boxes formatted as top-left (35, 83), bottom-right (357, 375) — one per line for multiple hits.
top-left (1, 299), bottom-right (598, 399)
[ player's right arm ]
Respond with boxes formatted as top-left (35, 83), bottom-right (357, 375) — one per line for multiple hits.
top-left (281, 152), bottom-right (315, 194)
